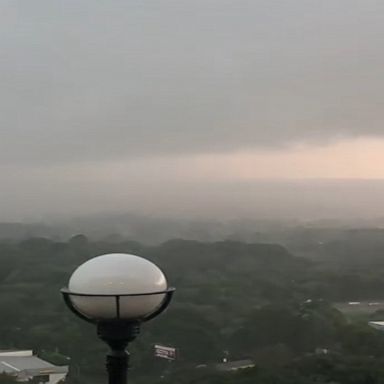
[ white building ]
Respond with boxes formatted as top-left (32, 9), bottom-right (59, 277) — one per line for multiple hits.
top-left (0, 350), bottom-right (68, 384)
top-left (368, 321), bottom-right (384, 331)
top-left (215, 359), bottom-right (255, 372)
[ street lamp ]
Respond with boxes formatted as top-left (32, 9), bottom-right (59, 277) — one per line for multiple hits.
top-left (61, 253), bottom-right (175, 384)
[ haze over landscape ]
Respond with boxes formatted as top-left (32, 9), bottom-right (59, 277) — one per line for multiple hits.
top-left (5, 3), bottom-right (384, 384)
top-left (2, 0), bottom-right (384, 222)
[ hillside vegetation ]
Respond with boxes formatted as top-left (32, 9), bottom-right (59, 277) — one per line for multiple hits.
top-left (0, 236), bottom-right (384, 383)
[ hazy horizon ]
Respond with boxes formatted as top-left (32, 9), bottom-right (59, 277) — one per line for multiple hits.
top-left (2, 178), bottom-right (384, 224)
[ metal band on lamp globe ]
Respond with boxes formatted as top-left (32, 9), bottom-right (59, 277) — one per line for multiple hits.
top-left (67, 253), bottom-right (169, 320)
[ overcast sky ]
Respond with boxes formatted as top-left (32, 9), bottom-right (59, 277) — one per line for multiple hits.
top-left (2, 0), bottom-right (384, 221)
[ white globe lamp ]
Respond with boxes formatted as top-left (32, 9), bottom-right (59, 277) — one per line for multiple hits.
top-left (68, 253), bottom-right (168, 320)
top-left (61, 253), bottom-right (175, 384)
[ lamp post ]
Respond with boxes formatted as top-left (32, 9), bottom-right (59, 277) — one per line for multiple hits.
top-left (61, 253), bottom-right (175, 384)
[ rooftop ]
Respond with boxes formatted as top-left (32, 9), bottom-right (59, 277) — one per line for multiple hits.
top-left (368, 321), bottom-right (384, 330)
top-left (215, 359), bottom-right (255, 372)
top-left (0, 351), bottom-right (68, 377)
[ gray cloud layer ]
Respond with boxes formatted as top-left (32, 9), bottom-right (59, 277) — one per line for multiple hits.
top-left (2, 0), bottom-right (384, 165)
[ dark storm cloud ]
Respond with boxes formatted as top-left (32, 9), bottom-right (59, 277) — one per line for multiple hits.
top-left (1, 0), bottom-right (384, 165)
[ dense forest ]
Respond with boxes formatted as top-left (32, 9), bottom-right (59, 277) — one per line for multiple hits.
top-left (1, 233), bottom-right (384, 383)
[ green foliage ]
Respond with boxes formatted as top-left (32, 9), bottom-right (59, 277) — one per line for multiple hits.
top-left (0, 236), bottom-right (384, 383)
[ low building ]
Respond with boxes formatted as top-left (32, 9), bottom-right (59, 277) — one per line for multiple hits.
top-left (215, 359), bottom-right (255, 372)
top-left (0, 350), bottom-right (68, 384)
top-left (368, 321), bottom-right (384, 331)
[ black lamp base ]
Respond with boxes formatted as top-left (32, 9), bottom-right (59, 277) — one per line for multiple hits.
top-left (97, 321), bottom-right (141, 384)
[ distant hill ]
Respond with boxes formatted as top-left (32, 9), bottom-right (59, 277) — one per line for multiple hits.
top-left (0, 223), bottom-right (57, 241)
top-left (3, 212), bottom-right (384, 249)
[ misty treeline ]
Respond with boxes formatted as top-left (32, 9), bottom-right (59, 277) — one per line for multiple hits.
top-left (1, 233), bottom-right (384, 383)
